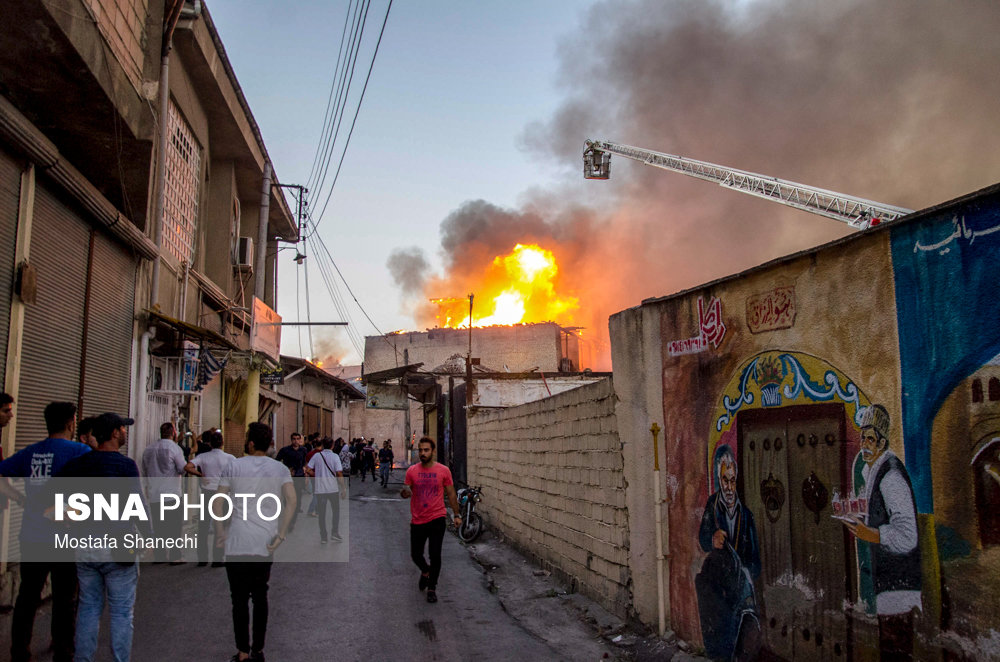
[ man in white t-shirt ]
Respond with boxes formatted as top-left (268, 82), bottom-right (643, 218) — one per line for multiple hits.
top-left (192, 428), bottom-right (234, 566)
top-left (141, 421), bottom-right (201, 563)
top-left (214, 422), bottom-right (294, 662)
top-left (305, 437), bottom-right (346, 543)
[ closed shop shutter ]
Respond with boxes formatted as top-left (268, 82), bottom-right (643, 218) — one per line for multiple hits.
top-left (80, 232), bottom-right (136, 417)
top-left (17, 180), bottom-right (89, 451)
top-left (277, 395), bottom-right (298, 448)
top-left (321, 408), bottom-right (333, 438)
top-left (8, 180), bottom-right (88, 560)
top-left (0, 147), bottom-right (21, 389)
top-left (303, 403), bottom-right (319, 438)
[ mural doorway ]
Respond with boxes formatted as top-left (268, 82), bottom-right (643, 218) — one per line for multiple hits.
top-left (738, 403), bottom-right (854, 662)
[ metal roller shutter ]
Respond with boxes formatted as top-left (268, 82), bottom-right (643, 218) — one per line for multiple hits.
top-left (0, 147), bottom-right (20, 389)
top-left (303, 403), bottom-right (319, 438)
top-left (80, 233), bottom-right (136, 417)
top-left (321, 408), bottom-right (332, 438)
top-left (17, 180), bottom-right (88, 450)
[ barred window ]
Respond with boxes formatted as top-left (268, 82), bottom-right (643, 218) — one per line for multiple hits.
top-left (163, 101), bottom-right (202, 263)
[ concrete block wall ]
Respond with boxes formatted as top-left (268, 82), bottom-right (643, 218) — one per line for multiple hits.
top-left (467, 377), bottom-right (631, 617)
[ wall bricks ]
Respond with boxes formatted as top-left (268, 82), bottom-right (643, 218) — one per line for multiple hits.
top-left (467, 377), bottom-right (631, 618)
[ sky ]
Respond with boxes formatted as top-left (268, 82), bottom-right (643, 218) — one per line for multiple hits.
top-left (209, 0), bottom-right (600, 365)
top-left (209, 0), bottom-right (1000, 369)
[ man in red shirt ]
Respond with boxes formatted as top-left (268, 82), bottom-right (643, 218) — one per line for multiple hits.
top-left (401, 437), bottom-right (461, 603)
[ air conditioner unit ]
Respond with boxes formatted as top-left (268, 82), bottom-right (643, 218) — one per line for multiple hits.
top-left (235, 237), bottom-right (254, 270)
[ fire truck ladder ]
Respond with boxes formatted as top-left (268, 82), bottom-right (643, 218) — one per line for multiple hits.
top-left (583, 140), bottom-right (912, 230)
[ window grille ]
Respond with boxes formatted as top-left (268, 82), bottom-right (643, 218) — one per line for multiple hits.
top-left (163, 101), bottom-right (202, 263)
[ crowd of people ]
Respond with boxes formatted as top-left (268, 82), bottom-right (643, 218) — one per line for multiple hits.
top-left (0, 392), bottom-right (459, 662)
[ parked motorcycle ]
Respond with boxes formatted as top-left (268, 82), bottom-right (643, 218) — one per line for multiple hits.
top-left (456, 485), bottom-right (484, 542)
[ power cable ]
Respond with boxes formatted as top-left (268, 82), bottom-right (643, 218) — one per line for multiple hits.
top-left (307, 0), bottom-right (370, 196)
top-left (313, 0), bottom-right (393, 228)
top-left (305, 0), bottom-right (356, 188)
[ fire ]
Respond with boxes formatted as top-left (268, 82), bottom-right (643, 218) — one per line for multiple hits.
top-left (434, 243), bottom-right (578, 328)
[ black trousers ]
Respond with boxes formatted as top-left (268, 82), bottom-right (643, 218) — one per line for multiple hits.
top-left (316, 492), bottom-right (341, 540)
top-left (11, 549), bottom-right (77, 662)
top-left (289, 478), bottom-right (305, 530)
top-left (410, 517), bottom-right (447, 590)
top-left (225, 557), bottom-right (273, 655)
top-left (196, 489), bottom-right (224, 564)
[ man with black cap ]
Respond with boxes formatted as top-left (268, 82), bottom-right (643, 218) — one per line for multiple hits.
top-left (56, 412), bottom-right (151, 662)
top-left (841, 404), bottom-right (921, 662)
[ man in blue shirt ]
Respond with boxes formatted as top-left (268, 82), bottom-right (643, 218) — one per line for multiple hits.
top-left (0, 401), bottom-right (90, 662)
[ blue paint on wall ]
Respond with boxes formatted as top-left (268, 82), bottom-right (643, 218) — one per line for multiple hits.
top-left (890, 191), bottom-right (1000, 513)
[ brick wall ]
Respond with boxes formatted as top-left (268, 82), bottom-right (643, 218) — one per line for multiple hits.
top-left (467, 377), bottom-right (630, 617)
top-left (84, 0), bottom-right (149, 92)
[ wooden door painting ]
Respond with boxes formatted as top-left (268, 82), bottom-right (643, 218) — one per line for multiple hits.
top-left (739, 404), bottom-right (853, 661)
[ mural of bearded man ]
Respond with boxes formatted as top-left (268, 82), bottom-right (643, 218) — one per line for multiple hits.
top-left (697, 444), bottom-right (761, 661)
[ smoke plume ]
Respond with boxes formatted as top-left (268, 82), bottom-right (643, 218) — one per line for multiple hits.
top-left (398, 0), bottom-right (1000, 370)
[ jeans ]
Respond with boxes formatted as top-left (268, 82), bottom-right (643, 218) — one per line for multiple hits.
top-left (410, 517), bottom-right (446, 589)
top-left (316, 492), bottom-right (341, 540)
top-left (225, 557), bottom-right (273, 655)
top-left (75, 562), bottom-right (138, 662)
top-left (11, 550), bottom-right (78, 662)
top-left (379, 463), bottom-right (392, 486)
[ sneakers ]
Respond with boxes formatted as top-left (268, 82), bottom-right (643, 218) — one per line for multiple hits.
top-left (320, 538), bottom-right (327, 545)
top-left (251, 651), bottom-right (265, 662)
top-left (330, 533), bottom-right (342, 542)
top-left (426, 589), bottom-right (438, 603)
top-left (418, 572), bottom-right (430, 591)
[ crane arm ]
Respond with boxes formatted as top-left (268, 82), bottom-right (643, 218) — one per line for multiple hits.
top-left (584, 140), bottom-right (912, 229)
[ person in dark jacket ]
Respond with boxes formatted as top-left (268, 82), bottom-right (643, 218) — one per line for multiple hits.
top-left (696, 444), bottom-right (760, 661)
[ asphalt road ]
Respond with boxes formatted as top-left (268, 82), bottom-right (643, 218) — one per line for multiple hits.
top-left (1, 473), bottom-right (582, 661)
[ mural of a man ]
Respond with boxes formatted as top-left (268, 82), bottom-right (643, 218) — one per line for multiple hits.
top-left (697, 444), bottom-right (761, 661)
top-left (842, 404), bottom-right (921, 662)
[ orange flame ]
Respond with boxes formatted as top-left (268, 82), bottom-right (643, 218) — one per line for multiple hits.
top-left (433, 243), bottom-right (578, 328)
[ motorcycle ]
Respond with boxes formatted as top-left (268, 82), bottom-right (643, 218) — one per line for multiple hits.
top-left (456, 485), bottom-right (484, 542)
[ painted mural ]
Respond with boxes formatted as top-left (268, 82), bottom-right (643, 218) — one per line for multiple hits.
top-left (662, 189), bottom-right (1000, 661)
top-left (700, 350), bottom-right (929, 660)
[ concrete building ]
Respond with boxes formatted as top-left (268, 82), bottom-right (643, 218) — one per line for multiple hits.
top-left (364, 322), bottom-right (583, 375)
top-left (0, 0), bottom-right (295, 594)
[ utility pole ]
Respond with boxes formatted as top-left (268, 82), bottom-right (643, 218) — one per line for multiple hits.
top-left (466, 294), bottom-right (474, 407)
top-left (403, 348), bottom-right (411, 464)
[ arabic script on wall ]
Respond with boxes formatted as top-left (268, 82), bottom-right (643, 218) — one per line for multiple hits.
top-left (668, 296), bottom-right (727, 357)
top-left (746, 286), bottom-right (796, 334)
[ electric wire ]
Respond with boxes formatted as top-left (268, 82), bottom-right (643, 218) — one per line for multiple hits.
top-left (307, 0), bottom-right (370, 197)
top-left (304, 232), bottom-right (366, 357)
top-left (305, 0), bottom-right (356, 188)
top-left (312, 0), bottom-right (393, 228)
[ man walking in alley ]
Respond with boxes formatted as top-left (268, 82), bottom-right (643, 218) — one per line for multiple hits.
top-left (215, 422), bottom-right (295, 662)
top-left (276, 432), bottom-right (308, 531)
top-left (304, 437), bottom-right (346, 543)
top-left (55, 412), bottom-right (150, 662)
top-left (142, 421), bottom-right (200, 563)
top-left (379, 439), bottom-right (394, 488)
top-left (192, 428), bottom-right (234, 566)
top-left (0, 401), bottom-right (90, 662)
top-left (400, 437), bottom-right (462, 604)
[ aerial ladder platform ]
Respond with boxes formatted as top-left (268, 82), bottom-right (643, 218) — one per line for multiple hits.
top-left (583, 140), bottom-right (912, 230)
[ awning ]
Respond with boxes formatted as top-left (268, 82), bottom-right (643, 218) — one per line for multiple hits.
top-left (361, 362), bottom-right (425, 385)
top-left (146, 309), bottom-right (239, 350)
